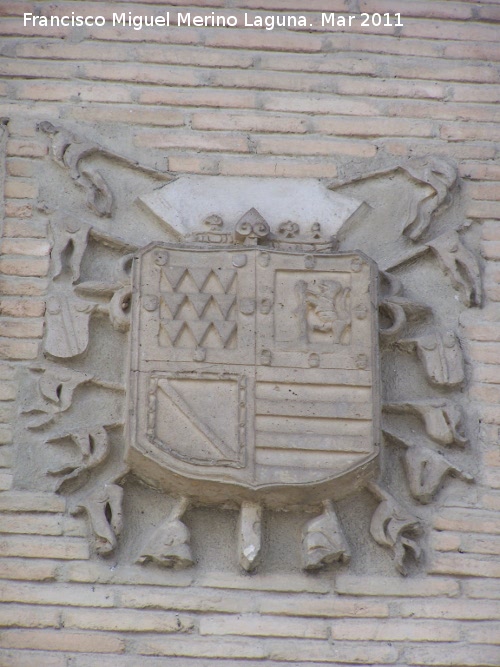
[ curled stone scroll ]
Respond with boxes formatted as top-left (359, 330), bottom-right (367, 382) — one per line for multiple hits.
top-left (402, 156), bottom-right (458, 241)
top-left (368, 483), bottom-right (422, 576)
top-left (39, 121), bottom-right (114, 217)
top-left (47, 426), bottom-right (111, 493)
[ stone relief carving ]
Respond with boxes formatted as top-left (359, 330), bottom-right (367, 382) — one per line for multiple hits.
top-left (295, 278), bottom-right (351, 344)
top-left (302, 500), bottom-right (350, 571)
top-left (71, 480), bottom-right (125, 555)
top-left (368, 482), bottom-right (422, 576)
top-left (378, 272), bottom-right (430, 340)
top-left (398, 330), bottom-right (465, 388)
top-left (19, 123), bottom-right (482, 577)
top-left (136, 497), bottom-right (194, 569)
top-left (47, 425), bottom-right (111, 493)
top-left (238, 501), bottom-right (263, 572)
top-left (383, 400), bottom-right (467, 447)
top-left (427, 230), bottom-right (482, 308)
top-left (384, 431), bottom-right (473, 504)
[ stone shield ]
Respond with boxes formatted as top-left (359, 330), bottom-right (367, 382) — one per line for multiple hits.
top-left (126, 244), bottom-right (380, 506)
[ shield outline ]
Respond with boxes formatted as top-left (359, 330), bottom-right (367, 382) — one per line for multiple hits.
top-left (126, 243), bottom-right (380, 506)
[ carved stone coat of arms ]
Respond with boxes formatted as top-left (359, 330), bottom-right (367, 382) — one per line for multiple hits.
top-left (23, 123), bottom-right (481, 575)
top-left (129, 243), bottom-right (379, 501)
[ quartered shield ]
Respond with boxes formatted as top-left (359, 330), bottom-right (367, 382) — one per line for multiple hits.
top-left (127, 244), bottom-right (380, 505)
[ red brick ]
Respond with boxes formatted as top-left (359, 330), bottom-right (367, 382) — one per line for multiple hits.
top-left (432, 531), bottom-right (500, 556)
top-left (330, 618), bottom-right (460, 642)
top-left (0, 339), bottom-right (39, 360)
top-left (0, 493), bottom-right (65, 513)
top-left (483, 492), bottom-right (500, 512)
top-left (4, 179), bottom-right (38, 199)
top-left (0, 649), bottom-right (66, 667)
top-left (63, 608), bottom-right (194, 633)
top-left (452, 84), bottom-right (500, 104)
top-left (468, 183), bottom-right (500, 201)
top-left (138, 44), bottom-right (254, 69)
top-left (167, 154), bottom-right (219, 175)
top-left (262, 93), bottom-right (380, 116)
top-left (0, 383), bottom-right (16, 401)
top-left (133, 634), bottom-right (266, 660)
top-left (0, 22), bottom-right (69, 39)
top-left (200, 614), bottom-right (329, 639)
top-left (336, 76), bottom-right (446, 99)
top-left (135, 131), bottom-right (250, 153)
top-left (6, 158), bottom-right (34, 178)
top-left (399, 598), bottom-right (500, 619)
top-left (478, 4), bottom-right (500, 21)
top-left (404, 644), bottom-right (500, 666)
top-left (4, 202), bottom-right (33, 219)
top-left (386, 100), bottom-right (500, 123)
top-left (360, 0), bottom-right (472, 20)
top-left (82, 62), bottom-right (203, 87)
top-left (0, 318), bottom-right (43, 339)
top-left (258, 52), bottom-right (377, 76)
top-left (0, 581), bottom-right (114, 608)
top-left (0, 535), bottom-right (89, 560)
top-left (85, 24), bottom-right (203, 47)
top-left (255, 135), bottom-right (377, 157)
top-left (383, 139), bottom-right (496, 160)
top-left (442, 122), bottom-right (500, 142)
top-left (474, 364), bottom-right (500, 384)
top-left (0, 425), bottom-right (12, 445)
top-left (467, 622), bottom-right (500, 645)
top-left (0, 604), bottom-right (60, 629)
top-left (0, 59), bottom-right (75, 79)
top-left (400, 19), bottom-right (500, 44)
top-left (468, 202), bottom-right (500, 220)
top-left (3, 39), bottom-right (131, 62)
top-left (5, 139), bottom-right (47, 158)
top-left (15, 82), bottom-right (133, 103)
top-left (334, 575), bottom-right (459, 597)
top-left (313, 116), bottom-right (435, 137)
top-left (444, 40), bottom-right (500, 62)
top-left (0, 256), bottom-right (49, 278)
top-left (62, 561), bottom-right (194, 588)
top-left (68, 105), bottom-right (185, 127)
top-left (210, 68), bottom-right (336, 94)
top-left (428, 553), bottom-right (500, 578)
top-left (204, 27), bottom-right (323, 53)
top-left (192, 112), bottom-right (308, 133)
top-left (139, 86), bottom-right (256, 109)
top-left (433, 508), bottom-right (500, 534)
top-left (386, 59), bottom-right (499, 84)
top-left (218, 156), bottom-right (338, 178)
top-left (0, 629), bottom-right (125, 654)
top-left (464, 579), bottom-right (500, 599)
top-left (2, 220), bottom-right (47, 238)
top-left (0, 276), bottom-right (47, 297)
top-left (0, 473), bottom-right (13, 491)
top-left (0, 239), bottom-right (51, 256)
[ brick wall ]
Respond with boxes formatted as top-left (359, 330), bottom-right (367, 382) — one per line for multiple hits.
top-left (0, 1), bottom-right (499, 665)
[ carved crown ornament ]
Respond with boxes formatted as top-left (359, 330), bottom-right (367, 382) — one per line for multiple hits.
top-left (19, 121), bottom-right (481, 575)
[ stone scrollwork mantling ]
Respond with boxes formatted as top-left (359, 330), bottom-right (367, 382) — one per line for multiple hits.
top-left (22, 122), bottom-right (481, 576)
top-left (368, 482), bottom-right (423, 576)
